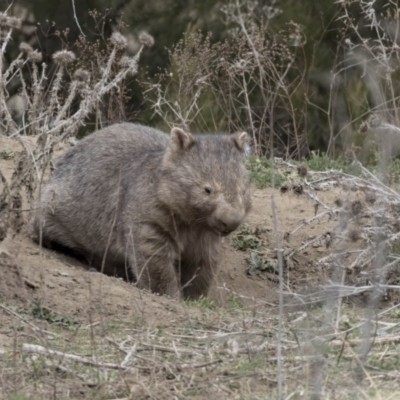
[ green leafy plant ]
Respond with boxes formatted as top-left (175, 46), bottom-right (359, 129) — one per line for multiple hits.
top-left (232, 223), bottom-right (264, 251)
top-left (28, 302), bottom-right (79, 328)
top-left (303, 150), bottom-right (349, 172)
top-left (246, 156), bottom-right (287, 189)
top-left (185, 295), bottom-right (216, 310)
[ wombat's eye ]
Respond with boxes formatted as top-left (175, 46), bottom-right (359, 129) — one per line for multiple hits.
top-left (204, 186), bottom-right (212, 195)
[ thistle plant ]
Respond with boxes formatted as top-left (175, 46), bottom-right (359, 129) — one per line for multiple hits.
top-left (0, 11), bottom-right (153, 234)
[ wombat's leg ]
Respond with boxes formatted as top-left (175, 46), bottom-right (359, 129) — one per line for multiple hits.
top-left (181, 260), bottom-right (216, 300)
top-left (132, 227), bottom-right (181, 299)
top-left (34, 214), bottom-right (79, 251)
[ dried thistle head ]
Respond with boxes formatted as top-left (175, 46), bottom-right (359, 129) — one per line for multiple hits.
top-left (391, 203), bottom-right (400, 216)
top-left (73, 69), bottom-right (90, 82)
top-left (0, 13), bottom-right (8, 26)
top-left (119, 56), bottom-right (138, 75)
top-left (297, 165), bottom-right (308, 178)
top-left (8, 16), bottom-right (22, 29)
top-left (110, 32), bottom-right (128, 50)
top-left (119, 56), bottom-right (132, 67)
top-left (293, 184), bottom-right (303, 195)
top-left (0, 13), bottom-right (22, 29)
top-left (359, 120), bottom-right (369, 134)
top-left (392, 220), bottom-right (400, 233)
top-left (28, 50), bottom-right (43, 64)
top-left (14, 59), bottom-right (24, 68)
top-left (334, 198), bottom-right (343, 207)
top-left (19, 42), bottom-right (33, 55)
top-left (348, 229), bottom-right (360, 242)
top-left (139, 31), bottom-right (155, 48)
top-left (325, 232), bottom-right (332, 248)
top-left (75, 81), bottom-right (88, 91)
top-left (368, 114), bottom-right (383, 129)
top-left (53, 50), bottom-right (76, 66)
top-left (280, 185), bottom-right (289, 194)
top-left (351, 200), bottom-right (363, 216)
top-left (365, 192), bottom-right (376, 205)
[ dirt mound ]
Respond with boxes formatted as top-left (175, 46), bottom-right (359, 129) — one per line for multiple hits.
top-left (0, 233), bottom-right (195, 330)
top-left (0, 250), bottom-right (29, 303)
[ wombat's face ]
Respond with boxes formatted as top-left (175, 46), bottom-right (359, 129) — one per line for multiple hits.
top-left (159, 128), bottom-right (252, 235)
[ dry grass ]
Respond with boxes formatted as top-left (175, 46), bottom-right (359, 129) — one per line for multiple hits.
top-left (1, 297), bottom-right (400, 399)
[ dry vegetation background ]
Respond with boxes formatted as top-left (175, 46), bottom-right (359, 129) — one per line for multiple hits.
top-left (1, 0), bottom-right (400, 399)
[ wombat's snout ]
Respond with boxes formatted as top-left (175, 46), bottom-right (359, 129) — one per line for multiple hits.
top-left (214, 209), bottom-right (245, 235)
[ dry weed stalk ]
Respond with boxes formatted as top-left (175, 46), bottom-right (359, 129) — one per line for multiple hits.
top-left (144, 0), bottom-right (306, 158)
top-left (282, 157), bottom-right (400, 298)
top-left (320, 0), bottom-right (400, 157)
top-left (278, 155), bottom-right (400, 394)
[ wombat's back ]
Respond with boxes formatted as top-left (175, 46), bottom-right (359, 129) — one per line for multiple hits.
top-left (34, 123), bottom-right (168, 270)
top-left (54, 123), bottom-right (168, 175)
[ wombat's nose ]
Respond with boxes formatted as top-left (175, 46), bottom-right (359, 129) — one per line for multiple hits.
top-left (217, 212), bottom-right (244, 234)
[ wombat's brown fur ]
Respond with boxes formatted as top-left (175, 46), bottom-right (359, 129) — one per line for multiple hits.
top-left (33, 123), bottom-right (251, 299)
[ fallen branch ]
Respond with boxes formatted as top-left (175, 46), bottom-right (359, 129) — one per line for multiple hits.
top-left (22, 343), bottom-right (127, 370)
top-left (329, 335), bottom-right (400, 347)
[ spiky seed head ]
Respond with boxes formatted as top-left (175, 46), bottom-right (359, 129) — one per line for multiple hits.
top-left (119, 56), bottom-right (138, 75)
top-left (348, 229), bottom-right (360, 242)
top-left (73, 80), bottom-right (87, 91)
top-left (392, 203), bottom-right (400, 214)
top-left (283, 232), bottom-right (290, 242)
top-left (28, 50), bottom-right (43, 64)
top-left (119, 56), bottom-right (132, 67)
top-left (0, 13), bottom-right (22, 29)
top-left (334, 198), bottom-right (343, 207)
top-left (393, 221), bottom-right (400, 233)
top-left (53, 50), bottom-right (76, 66)
top-left (297, 165), bottom-right (308, 178)
top-left (19, 42), bottom-right (33, 54)
top-left (280, 185), bottom-right (289, 194)
top-left (368, 114), bottom-right (382, 128)
top-left (0, 13), bottom-right (8, 26)
top-left (325, 232), bottom-right (332, 248)
top-left (110, 32), bottom-right (128, 50)
top-left (8, 16), bottom-right (22, 29)
top-left (351, 200), bottom-right (362, 215)
top-left (293, 184), bottom-right (303, 195)
top-left (365, 192), bottom-right (376, 205)
top-left (139, 31), bottom-right (154, 48)
top-left (359, 121), bottom-right (369, 134)
top-left (73, 69), bottom-right (90, 82)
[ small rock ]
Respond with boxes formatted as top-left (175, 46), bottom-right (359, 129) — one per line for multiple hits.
top-left (54, 270), bottom-right (69, 277)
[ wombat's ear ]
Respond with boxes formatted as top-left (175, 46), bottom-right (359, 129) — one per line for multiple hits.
top-left (170, 127), bottom-right (195, 151)
top-left (231, 131), bottom-right (248, 152)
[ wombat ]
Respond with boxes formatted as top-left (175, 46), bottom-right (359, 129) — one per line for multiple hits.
top-left (33, 123), bottom-right (252, 299)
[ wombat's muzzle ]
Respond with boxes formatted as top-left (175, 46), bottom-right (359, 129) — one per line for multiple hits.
top-left (213, 209), bottom-right (245, 236)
